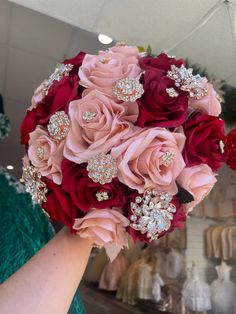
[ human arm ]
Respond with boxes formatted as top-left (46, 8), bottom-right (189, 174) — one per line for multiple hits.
top-left (0, 227), bottom-right (92, 314)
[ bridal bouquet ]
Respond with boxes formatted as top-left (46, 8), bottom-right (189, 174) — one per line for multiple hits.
top-left (21, 44), bottom-right (227, 259)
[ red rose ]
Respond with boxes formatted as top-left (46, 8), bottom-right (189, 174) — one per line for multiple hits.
top-left (226, 128), bottom-right (236, 171)
top-left (167, 199), bottom-right (186, 233)
top-left (20, 110), bottom-right (38, 147)
top-left (41, 177), bottom-right (79, 228)
top-left (139, 53), bottom-right (185, 73)
top-left (183, 113), bottom-right (227, 171)
top-left (61, 159), bottom-right (127, 212)
top-left (127, 193), bottom-right (186, 243)
top-left (137, 54), bottom-right (188, 128)
top-left (20, 52), bottom-right (85, 145)
top-left (63, 51), bottom-right (86, 73)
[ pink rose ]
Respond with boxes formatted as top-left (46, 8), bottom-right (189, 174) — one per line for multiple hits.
top-left (73, 208), bottom-right (129, 261)
top-left (27, 83), bottom-right (45, 111)
top-left (64, 90), bottom-right (138, 163)
top-left (189, 81), bottom-right (221, 116)
top-left (78, 45), bottom-right (142, 96)
top-left (22, 154), bottom-right (30, 166)
top-left (177, 164), bottom-right (217, 213)
top-left (111, 128), bottom-right (186, 194)
top-left (28, 126), bottom-right (64, 184)
top-left (109, 44), bottom-right (141, 56)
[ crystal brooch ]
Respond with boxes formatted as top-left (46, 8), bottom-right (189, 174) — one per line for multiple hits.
top-left (130, 190), bottom-right (176, 241)
top-left (166, 87), bottom-right (179, 98)
top-left (47, 111), bottom-right (70, 141)
top-left (113, 78), bottom-right (144, 102)
top-left (167, 64), bottom-right (208, 99)
top-left (96, 191), bottom-right (110, 201)
top-left (82, 111), bottom-right (97, 121)
top-left (42, 63), bottom-right (73, 95)
top-left (161, 150), bottom-right (175, 167)
top-left (21, 165), bottom-right (47, 204)
top-left (87, 153), bottom-right (118, 185)
top-left (36, 146), bottom-right (44, 159)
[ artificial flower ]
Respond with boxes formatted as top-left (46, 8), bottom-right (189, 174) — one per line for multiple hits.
top-left (21, 52), bottom-right (85, 145)
top-left (28, 83), bottom-right (45, 111)
top-left (28, 126), bottom-right (64, 184)
top-left (61, 159), bottom-right (127, 211)
top-left (226, 128), bottom-right (236, 171)
top-left (189, 81), bottom-right (222, 116)
top-left (79, 45), bottom-right (142, 96)
top-left (111, 127), bottom-right (186, 194)
top-left (64, 90), bottom-right (138, 163)
top-left (177, 164), bottom-right (217, 212)
top-left (73, 208), bottom-right (129, 261)
top-left (183, 113), bottom-right (227, 171)
top-left (42, 177), bottom-right (78, 228)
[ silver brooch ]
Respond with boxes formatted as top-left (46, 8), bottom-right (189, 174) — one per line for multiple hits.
top-left (96, 191), bottom-right (110, 202)
top-left (130, 189), bottom-right (176, 241)
top-left (21, 165), bottom-right (48, 204)
top-left (87, 153), bottom-right (118, 185)
top-left (42, 63), bottom-right (73, 95)
top-left (82, 111), bottom-right (97, 121)
top-left (166, 87), bottom-right (179, 98)
top-left (36, 146), bottom-right (44, 159)
top-left (161, 150), bottom-right (175, 167)
top-left (47, 111), bottom-right (70, 141)
top-left (113, 78), bottom-right (144, 102)
top-left (167, 64), bottom-right (208, 99)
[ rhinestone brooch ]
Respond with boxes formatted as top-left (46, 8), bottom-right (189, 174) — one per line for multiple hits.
top-left (130, 190), bottom-right (176, 241)
top-left (113, 78), bottom-right (144, 102)
top-left (82, 111), bottom-right (97, 121)
top-left (166, 87), bottom-right (179, 98)
top-left (47, 111), bottom-right (70, 141)
top-left (42, 63), bottom-right (73, 95)
top-left (21, 165), bottom-right (48, 204)
top-left (87, 153), bottom-right (118, 185)
top-left (161, 150), bottom-right (175, 167)
top-left (96, 191), bottom-right (110, 202)
top-left (36, 146), bottom-right (44, 159)
top-left (167, 64), bottom-right (208, 99)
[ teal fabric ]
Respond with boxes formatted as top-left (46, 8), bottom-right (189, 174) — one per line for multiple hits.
top-left (0, 170), bottom-right (86, 314)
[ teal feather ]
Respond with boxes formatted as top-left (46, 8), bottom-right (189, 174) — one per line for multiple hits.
top-left (0, 170), bottom-right (85, 314)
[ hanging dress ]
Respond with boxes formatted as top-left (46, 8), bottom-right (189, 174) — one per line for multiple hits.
top-left (211, 261), bottom-right (236, 314)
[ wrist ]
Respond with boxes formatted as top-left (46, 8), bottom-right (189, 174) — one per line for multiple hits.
top-left (60, 227), bottom-right (93, 248)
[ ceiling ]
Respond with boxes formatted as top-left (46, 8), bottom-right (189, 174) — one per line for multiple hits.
top-left (1, 0), bottom-right (236, 178)
top-left (0, 0), bottom-right (113, 177)
top-left (9, 0), bottom-right (236, 85)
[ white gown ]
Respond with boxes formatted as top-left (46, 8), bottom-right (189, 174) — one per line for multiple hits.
top-left (166, 249), bottom-right (185, 279)
top-left (182, 264), bottom-right (211, 312)
top-left (211, 261), bottom-right (236, 314)
top-left (152, 272), bottom-right (164, 302)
